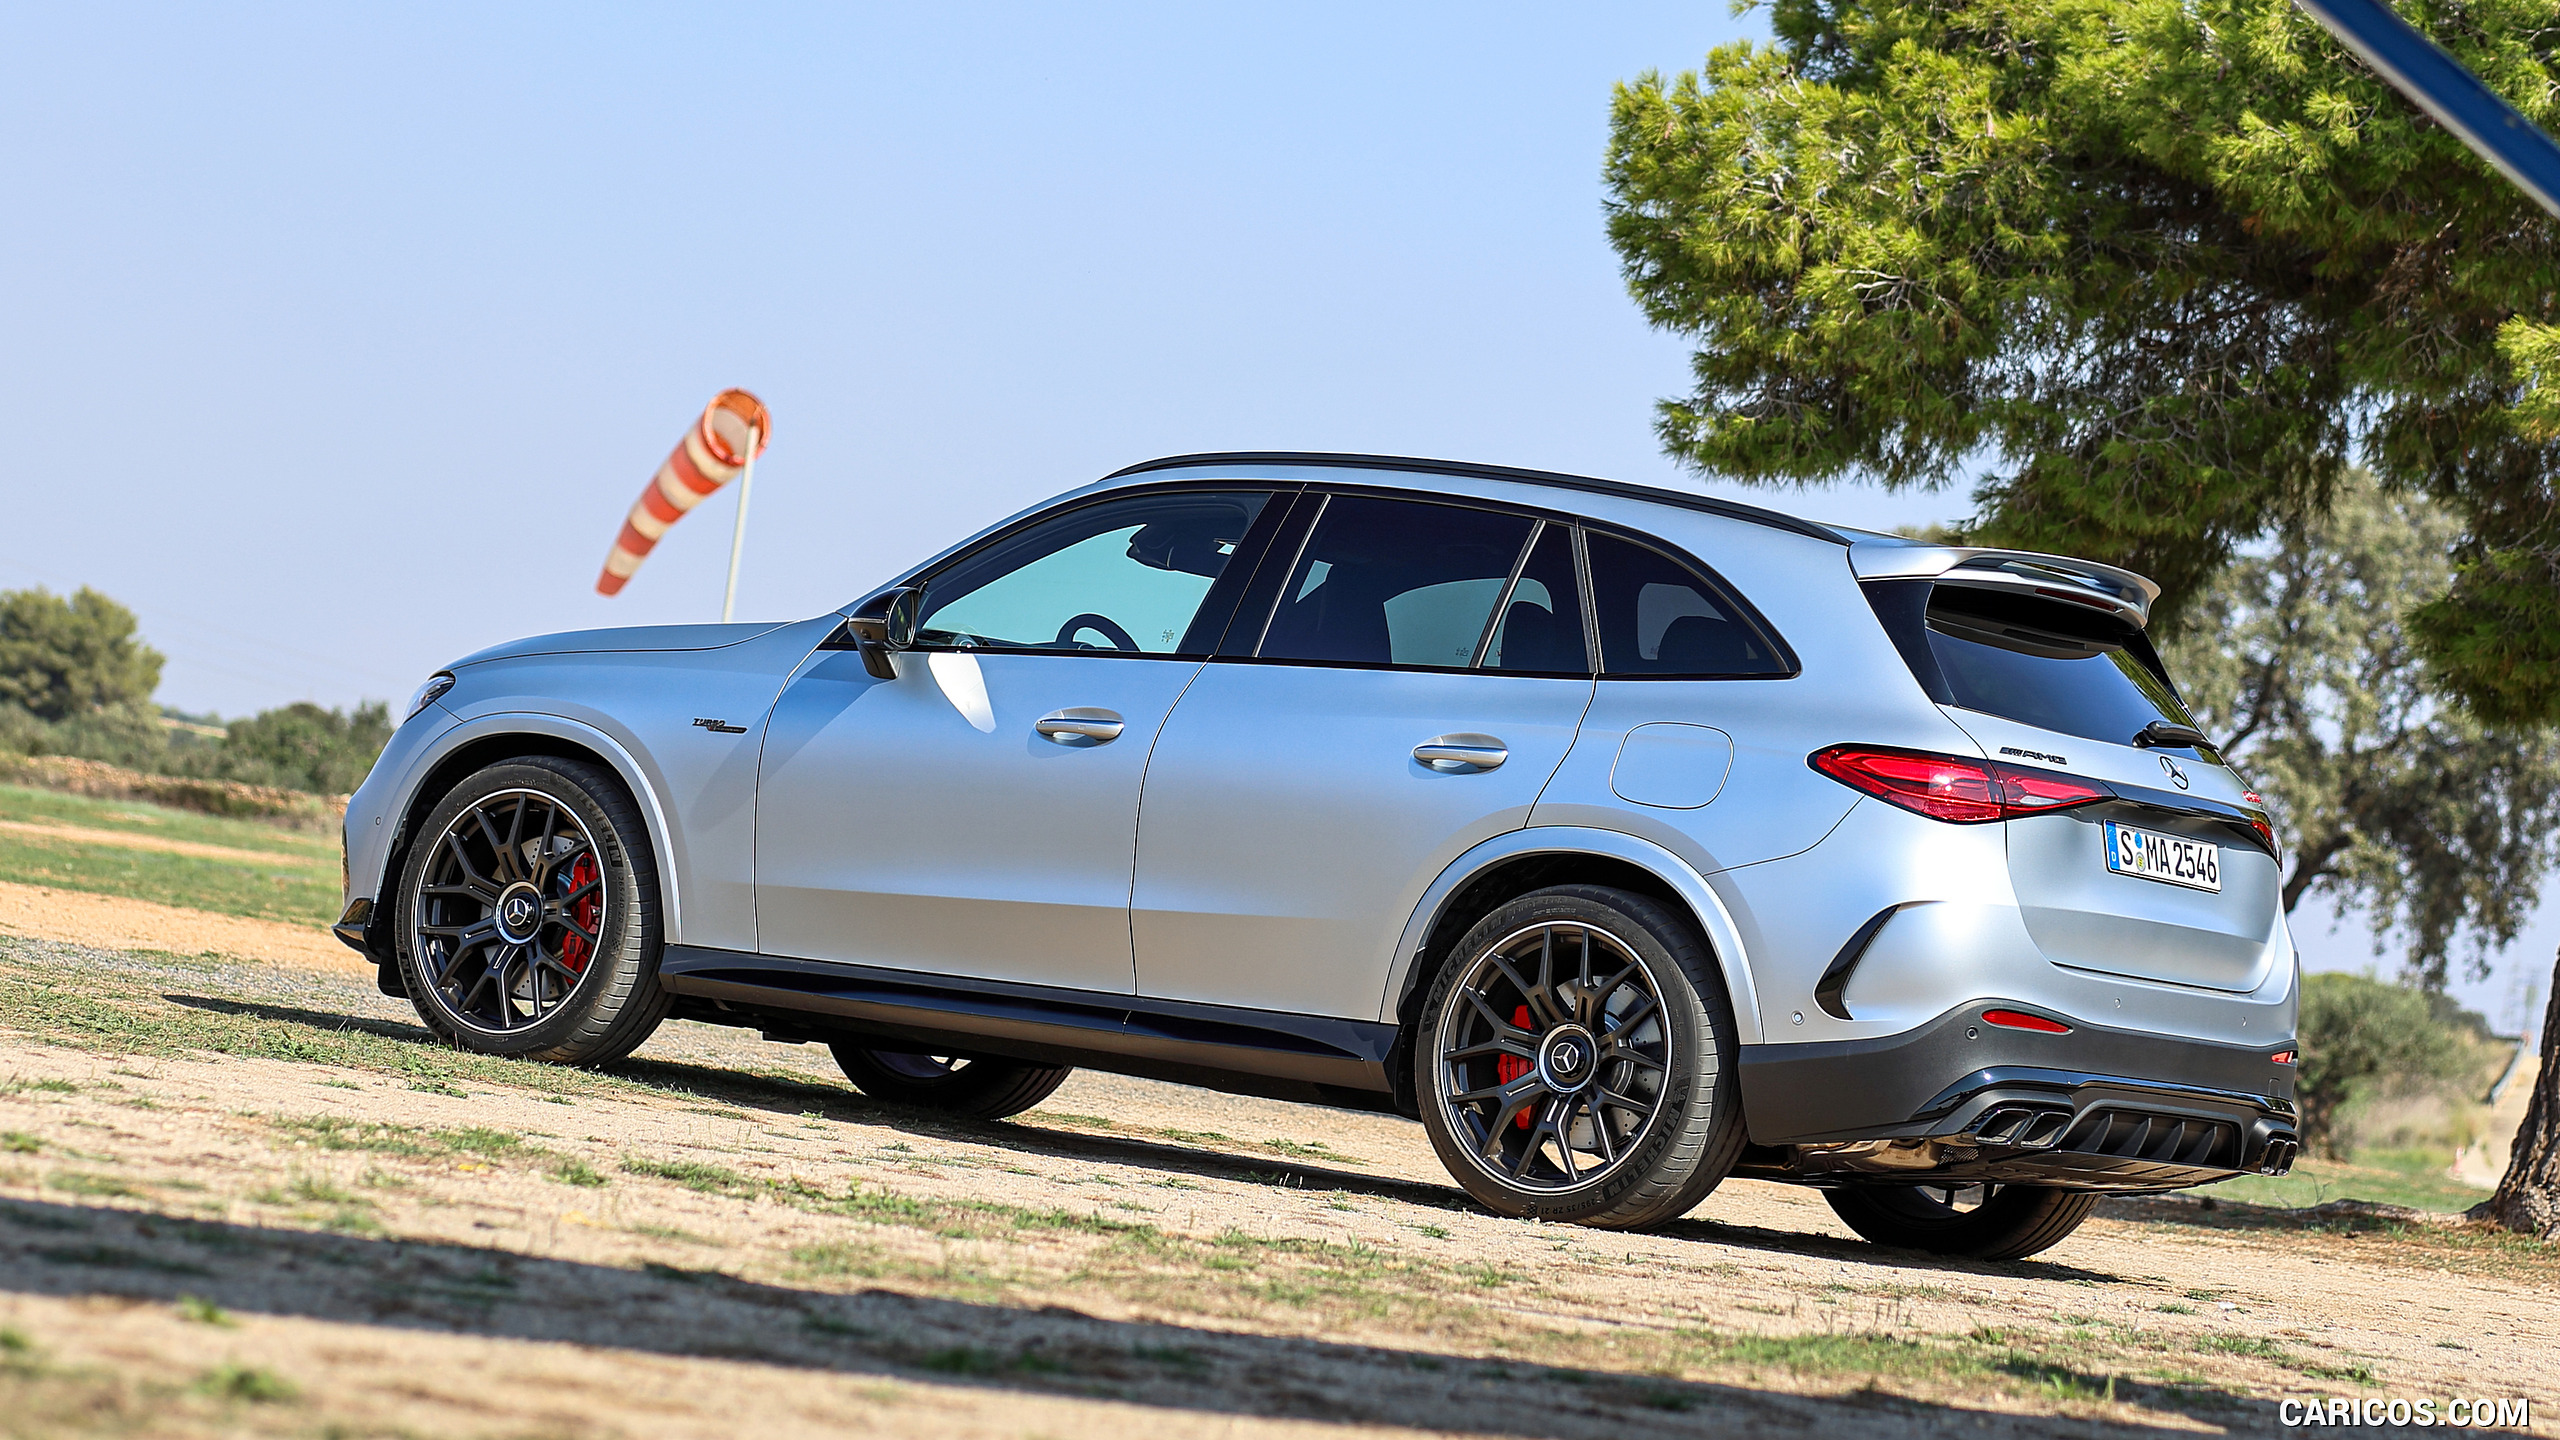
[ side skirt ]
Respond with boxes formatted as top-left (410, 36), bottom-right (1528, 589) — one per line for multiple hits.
top-left (656, 946), bottom-right (1405, 1114)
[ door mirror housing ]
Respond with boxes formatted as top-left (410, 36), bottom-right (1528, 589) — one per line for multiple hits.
top-left (834, 586), bottom-right (923, 679)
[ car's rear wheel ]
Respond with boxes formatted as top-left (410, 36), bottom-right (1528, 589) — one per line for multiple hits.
top-left (829, 1045), bottom-right (1072, 1121)
top-left (1415, 884), bottom-right (1744, 1229)
top-left (1823, 1182), bottom-right (2098, 1260)
top-left (395, 757), bottom-right (670, 1065)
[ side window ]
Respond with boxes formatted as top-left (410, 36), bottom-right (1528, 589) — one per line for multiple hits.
top-left (1482, 522), bottom-right (1589, 673)
top-left (1586, 532), bottom-right (1785, 677)
top-left (917, 491), bottom-right (1271, 655)
top-left (1257, 495), bottom-right (1535, 669)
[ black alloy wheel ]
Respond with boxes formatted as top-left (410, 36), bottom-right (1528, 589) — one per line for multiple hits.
top-left (1416, 885), bottom-right (1744, 1229)
top-left (1438, 919), bottom-right (1668, 1192)
top-left (829, 1043), bottom-right (1072, 1121)
top-left (1824, 1182), bottom-right (2099, 1261)
top-left (395, 757), bottom-right (669, 1065)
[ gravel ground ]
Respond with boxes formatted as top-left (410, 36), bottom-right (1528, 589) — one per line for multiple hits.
top-left (0, 933), bottom-right (2548, 1438)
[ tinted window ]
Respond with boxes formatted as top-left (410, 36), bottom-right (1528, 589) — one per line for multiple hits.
top-left (918, 491), bottom-right (1269, 654)
top-left (1483, 523), bottom-right (1588, 673)
top-left (1586, 533), bottom-right (1783, 676)
top-left (1925, 586), bottom-right (2197, 745)
top-left (1258, 495), bottom-right (1534, 668)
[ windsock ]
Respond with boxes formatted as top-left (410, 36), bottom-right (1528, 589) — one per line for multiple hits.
top-left (596, 389), bottom-right (771, 596)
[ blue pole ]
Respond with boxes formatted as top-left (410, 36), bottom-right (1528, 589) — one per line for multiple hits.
top-left (2292, 0), bottom-right (2560, 219)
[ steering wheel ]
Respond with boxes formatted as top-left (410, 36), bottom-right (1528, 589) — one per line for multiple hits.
top-left (1054, 612), bottom-right (1140, 651)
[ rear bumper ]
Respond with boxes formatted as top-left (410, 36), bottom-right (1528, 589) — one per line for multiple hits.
top-left (1736, 999), bottom-right (2298, 1193)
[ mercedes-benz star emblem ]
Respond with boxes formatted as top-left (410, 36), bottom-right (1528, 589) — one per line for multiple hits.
top-left (2159, 754), bottom-right (2191, 790)
top-left (1553, 1041), bottom-right (1583, 1074)
top-left (506, 897), bottom-right (533, 927)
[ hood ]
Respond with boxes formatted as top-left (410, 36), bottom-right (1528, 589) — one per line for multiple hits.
top-left (450, 620), bottom-right (798, 668)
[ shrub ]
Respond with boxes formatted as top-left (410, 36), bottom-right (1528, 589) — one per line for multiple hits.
top-left (0, 587), bottom-right (163, 721)
top-left (208, 701), bottom-right (392, 795)
top-left (2296, 974), bottom-right (2498, 1154)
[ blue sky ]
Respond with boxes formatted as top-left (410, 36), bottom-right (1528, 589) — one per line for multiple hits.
top-left (0, 4), bottom-right (2543, 1027)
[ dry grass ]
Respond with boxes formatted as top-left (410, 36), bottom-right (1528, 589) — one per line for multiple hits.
top-left (0, 931), bottom-right (2546, 1437)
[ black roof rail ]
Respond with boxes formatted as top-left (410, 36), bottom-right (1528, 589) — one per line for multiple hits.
top-left (1099, 451), bottom-right (1850, 545)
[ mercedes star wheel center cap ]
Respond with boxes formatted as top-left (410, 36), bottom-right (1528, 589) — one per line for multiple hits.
top-left (1538, 1024), bottom-right (1598, 1091)
top-left (495, 883), bottom-right (543, 945)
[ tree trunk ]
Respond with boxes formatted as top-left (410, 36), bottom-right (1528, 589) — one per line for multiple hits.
top-left (2470, 948), bottom-right (2560, 1238)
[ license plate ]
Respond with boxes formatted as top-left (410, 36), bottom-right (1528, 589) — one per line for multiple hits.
top-left (2103, 821), bottom-right (2221, 893)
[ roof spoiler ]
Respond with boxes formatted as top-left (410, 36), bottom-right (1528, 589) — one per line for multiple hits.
top-left (1848, 541), bottom-right (2161, 629)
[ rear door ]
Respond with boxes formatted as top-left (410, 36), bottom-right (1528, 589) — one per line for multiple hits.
top-left (1130, 493), bottom-right (1595, 1019)
top-left (1912, 575), bottom-right (2284, 992)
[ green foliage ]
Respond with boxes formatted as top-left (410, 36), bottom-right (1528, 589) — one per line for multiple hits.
top-left (2412, 316), bottom-right (2560, 721)
top-left (1605, 0), bottom-right (2560, 711)
top-left (0, 588), bottom-right (163, 721)
top-left (1, 582), bottom-right (389, 797)
top-left (2164, 473), bottom-right (2560, 986)
top-left (192, 1361), bottom-right (295, 1403)
top-left (2502, 319), bottom-right (2560, 443)
top-left (211, 700), bottom-right (392, 795)
top-left (2294, 973), bottom-right (2494, 1151)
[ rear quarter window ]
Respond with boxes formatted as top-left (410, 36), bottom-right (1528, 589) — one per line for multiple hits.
top-left (1586, 532), bottom-right (1788, 678)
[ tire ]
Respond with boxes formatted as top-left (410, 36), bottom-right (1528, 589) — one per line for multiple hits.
top-left (1824, 1183), bottom-right (2099, 1261)
top-left (1413, 884), bottom-right (1745, 1229)
top-left (829, 1045), bottom-right (1072, 1121)
top-left (394, 757), bottom-right (671, 1066)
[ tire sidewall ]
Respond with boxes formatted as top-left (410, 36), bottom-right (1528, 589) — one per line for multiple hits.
top-left (395, 759), bottom-right (658, 1058)
top-left (1826, 1183), bottom-right (2099, 1261)
top-left (1414, 887), bottom-right (1728, 1223)
top-left (829, 1043), bottom-right (1072, 1121)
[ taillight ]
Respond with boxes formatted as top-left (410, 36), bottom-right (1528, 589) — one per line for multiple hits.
top-left (2270, 1049), bottom-right (2297, 1066)
top-left (1982, 1008), bottom-right (2071, 1034)
top-left (1808, 746), bottom-right (2111, 824)
top-left (2244, 812), bottom-right (2276, 851)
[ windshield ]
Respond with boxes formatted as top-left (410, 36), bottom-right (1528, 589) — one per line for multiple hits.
top-left (1923, 585), bottom-right (2200, 748)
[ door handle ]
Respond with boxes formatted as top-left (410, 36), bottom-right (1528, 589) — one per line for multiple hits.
top-left (1035, 708), bottom-right (1125, 745)
top-left (1414, 734), bottom-right (1508, 772)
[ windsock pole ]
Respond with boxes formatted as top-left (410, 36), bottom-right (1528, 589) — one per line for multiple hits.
top-left (720, 425), bottom-right (761, 623)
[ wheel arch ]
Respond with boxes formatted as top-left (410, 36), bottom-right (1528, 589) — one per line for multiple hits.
top-left (1380, 829), bottom-right (1765, 1105)
top-left (364, 714), bottom-right (682, 958)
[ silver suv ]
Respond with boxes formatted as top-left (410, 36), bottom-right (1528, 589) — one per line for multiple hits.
top-left (340, 453), bottom-right (2300, 1260)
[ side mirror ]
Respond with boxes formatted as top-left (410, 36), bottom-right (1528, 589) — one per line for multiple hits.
top-left (835, 586), bottom-right (923, 679)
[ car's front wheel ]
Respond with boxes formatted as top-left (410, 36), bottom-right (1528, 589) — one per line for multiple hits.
top-left (1414, 884), bottom-right (1745, 1229)
top-left (394, 757), bottom-right (670, 1065)
top-left (829, 1045), bottom-right (1072, 1121)
top-left (1823, 1183), bottom-right (2098, 1260)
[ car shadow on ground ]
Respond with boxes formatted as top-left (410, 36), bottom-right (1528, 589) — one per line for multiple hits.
top-left (0, 1196), bottom-right (2254, 1439)
top-left (165, 994), bottom-right (1470, 1205)
top-left (167, 994), bottom-right (2131, 1287)
top-left (2097, 1194), bottom-right (2456, 1235)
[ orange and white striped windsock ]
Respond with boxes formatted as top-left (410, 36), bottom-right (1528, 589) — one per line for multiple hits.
top-left (596, 389), bottom-right (772, 596)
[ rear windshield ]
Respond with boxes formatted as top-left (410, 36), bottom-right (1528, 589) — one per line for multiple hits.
top-left (1924, 586), bottom-right (2198, 747)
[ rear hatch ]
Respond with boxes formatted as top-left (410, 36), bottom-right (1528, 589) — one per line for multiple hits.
top-left (1865, 553), bottom-right (2284, 993)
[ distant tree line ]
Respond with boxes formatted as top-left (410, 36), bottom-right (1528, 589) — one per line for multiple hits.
top-left (0, 585), bottom-right (390, 797)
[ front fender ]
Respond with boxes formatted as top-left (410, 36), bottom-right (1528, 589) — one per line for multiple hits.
top-left (350, 710), bottom-right (688, 942)
top-left (1379, 826), bottom-right (1764, 1046)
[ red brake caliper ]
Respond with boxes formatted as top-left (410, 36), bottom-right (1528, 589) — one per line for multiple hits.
top-left (1495, 1004), bottom-right (1534, 1128)
top-left (559, 855), bottom-right (600, 973)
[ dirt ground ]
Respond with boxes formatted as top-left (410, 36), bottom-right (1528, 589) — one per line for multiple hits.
top-left (0, 903), bottom-right (2549, 1438)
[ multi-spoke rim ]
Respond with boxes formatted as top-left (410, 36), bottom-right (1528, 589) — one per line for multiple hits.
top-left (1434, 921), bottom-right (1671, 1194)
top-left (410, 787), bottom-right (607, 1034)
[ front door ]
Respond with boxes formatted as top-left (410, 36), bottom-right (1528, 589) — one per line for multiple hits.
top-left (1132, 495), bottom-right (1595, 1019)
top-left (756, 488), bottom-right (1277, 993)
